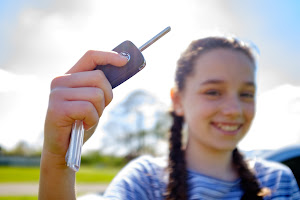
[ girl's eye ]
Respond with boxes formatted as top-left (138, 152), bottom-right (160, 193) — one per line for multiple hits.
top-left (205, 90), bottom-right (221, 96)
top-left (240, 92), bottom-right (254, 98)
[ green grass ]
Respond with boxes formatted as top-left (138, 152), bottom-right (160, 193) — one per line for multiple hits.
top-left (0, 196), bottom-right (37, 200)
top-left (0, 166), bottom-right (40, 183)
top-left (0, 166), bottom-right (121, 183)
top-left (77, 166), bottom-right (121, 183)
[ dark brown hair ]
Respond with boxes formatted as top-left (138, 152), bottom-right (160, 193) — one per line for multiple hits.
top-left (165, 37), bottom-right (267, 200)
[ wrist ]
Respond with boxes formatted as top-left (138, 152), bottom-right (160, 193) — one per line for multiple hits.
top-left (39, 148), bottom-right (76, 200)
top-left (40, 148), bottom-right (68, 170)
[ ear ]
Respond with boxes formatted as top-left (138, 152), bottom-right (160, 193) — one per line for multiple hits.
top-left (170, 87), bottom-right (184, 116)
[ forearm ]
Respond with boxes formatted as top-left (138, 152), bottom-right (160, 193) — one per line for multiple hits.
top-left (38, 150), bottom-right (76, 200)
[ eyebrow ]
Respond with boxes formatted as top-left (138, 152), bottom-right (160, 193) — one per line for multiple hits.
top-left (200, 79), bottom-right (256, 87)
top-left (201, 79), bottom-right (225, 85)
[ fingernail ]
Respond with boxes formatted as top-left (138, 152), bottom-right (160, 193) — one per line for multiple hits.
top-left (120, 51), bottom-right (130, 62)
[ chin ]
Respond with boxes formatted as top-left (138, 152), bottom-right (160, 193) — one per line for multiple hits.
top-left (213, 142), bottom-right (239, 152)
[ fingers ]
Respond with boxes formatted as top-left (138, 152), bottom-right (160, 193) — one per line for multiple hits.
top-left (50, 70), bottom-right (111, 129)
top-left (47, 98), bottom-right (99, 131)
top-left (67, 50), bottom-right (128, 74)
top-left (50, 87), bottom-right (106, 118)
top-left (62, 100), bottom-right (100, 130)
top-left (48, 50), bottom-right (126, 128)
top-left (51, 70), bottom-right (113, 106)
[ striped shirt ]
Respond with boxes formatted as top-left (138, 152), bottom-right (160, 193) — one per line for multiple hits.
top-left (98, 155), bottom-right (300, 199)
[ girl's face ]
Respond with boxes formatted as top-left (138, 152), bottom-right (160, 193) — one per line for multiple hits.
top-left (172, 48), bottom-right (256, 151)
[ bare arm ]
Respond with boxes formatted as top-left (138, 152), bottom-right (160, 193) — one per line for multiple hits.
top-left (38, 51), bottom-right (128, 200)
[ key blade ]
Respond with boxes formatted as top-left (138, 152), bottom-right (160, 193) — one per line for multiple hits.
top-left (139, 26), bottom-right (171, 52)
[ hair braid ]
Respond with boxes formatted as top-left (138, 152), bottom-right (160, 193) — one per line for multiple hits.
top-left (233, 148), bottom-right (269, 199)
top-left (165, 111), bottom-right (188, 200)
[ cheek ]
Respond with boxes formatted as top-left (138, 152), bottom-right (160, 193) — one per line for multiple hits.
top-left (244, 103), bottom-right (255, 122)
top-left (184, 100), bottom-right (218, 123)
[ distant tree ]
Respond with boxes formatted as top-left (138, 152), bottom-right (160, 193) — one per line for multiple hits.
top-left (101, 90), bottom-right (171, 159)
top-left (7, 141), bottom-right (36, 156)
top-left (81, 150), bottom-right (127, 167)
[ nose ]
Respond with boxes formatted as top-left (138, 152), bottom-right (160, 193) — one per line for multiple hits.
top-left (221, 95), bottom-right (243, 118)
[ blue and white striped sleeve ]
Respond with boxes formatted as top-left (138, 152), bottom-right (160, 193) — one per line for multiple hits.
top-left (102, 156), bottom-right (163, 200)
top-left (255, 159), bottom-right (300, 200)
top-left (289, 175), bottom-right (300, 199)
top-left (281, 167), bottom-right (300, 200)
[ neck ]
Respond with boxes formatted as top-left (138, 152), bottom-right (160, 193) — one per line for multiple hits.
top-left (185, 140), bottom-right (238, 181)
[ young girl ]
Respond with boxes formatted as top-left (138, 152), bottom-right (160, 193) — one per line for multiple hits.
top-left (39, 37), bottom-right (300, 200)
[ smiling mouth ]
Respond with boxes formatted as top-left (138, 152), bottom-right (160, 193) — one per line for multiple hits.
top-left (213, 122), bottom-right (242, 133)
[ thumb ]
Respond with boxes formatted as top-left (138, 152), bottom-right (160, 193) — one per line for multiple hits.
top-left (67, 50), bottom-right (128, 74)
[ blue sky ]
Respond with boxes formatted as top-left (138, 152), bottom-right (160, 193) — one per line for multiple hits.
top-left (252, 0), bottom-right (300, 39)
top-left (0, 0), bottom-right (299, 151)
top-left (235, 0), bottom-right (300, 53)
top-left (234, 0), bottom-right (300, 75)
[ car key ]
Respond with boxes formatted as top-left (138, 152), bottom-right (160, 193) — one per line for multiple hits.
top-left (96, 26), bottom-right (171, 88)
top-left (65, 26), bottom-right (171, 172)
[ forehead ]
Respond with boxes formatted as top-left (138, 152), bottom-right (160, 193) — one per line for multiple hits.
top-left (191, 48), bottom-right (255, 84)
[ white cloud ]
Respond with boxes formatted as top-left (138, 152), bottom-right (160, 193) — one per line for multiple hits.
top-left (0, 69), bottom-right (50, 149)
top-left (0, 69), bottom-right (36, 92)
top-left (240, 84), bottom-right (300, 150)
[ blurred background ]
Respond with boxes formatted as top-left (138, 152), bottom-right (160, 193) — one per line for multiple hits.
top-left (0, 0), bottom-right (299, 198)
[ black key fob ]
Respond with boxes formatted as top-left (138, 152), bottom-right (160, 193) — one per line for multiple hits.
top-left (94, 40), bottom-right (146, 89)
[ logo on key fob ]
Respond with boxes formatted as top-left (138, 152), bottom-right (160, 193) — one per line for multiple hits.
top-left (120, 51), bottom-right (130, 62)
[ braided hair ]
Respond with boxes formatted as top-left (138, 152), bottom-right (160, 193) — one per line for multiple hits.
top-left (165, 37), bottom-right (269, 200)
top-left (165, 111), bottom-right (187, 200)
top-left (233, 148), bottom-right (270, 199)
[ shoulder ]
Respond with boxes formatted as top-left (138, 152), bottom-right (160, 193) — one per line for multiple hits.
top-left (103, 155), bottom-right (168, 199)
top-left (253, 158), bottom-right (300, 198)
top-left (254, 158), bottom-right (292, 173)
top-left (253, 158), bottom-right (295, 181)
top-left (128, 155), bottom-right (167, 170)
top-left (115, 155), bottom-right (167, 178)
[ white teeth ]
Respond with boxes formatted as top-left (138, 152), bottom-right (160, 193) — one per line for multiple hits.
top-left (216, 124), bottom-right (240, 131)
